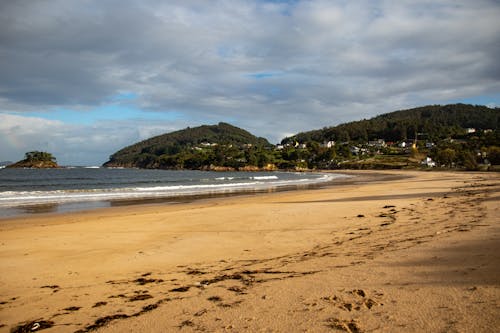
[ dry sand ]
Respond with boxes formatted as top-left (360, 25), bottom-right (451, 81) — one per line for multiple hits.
top-left (0, 170), bottom-right (499, 332)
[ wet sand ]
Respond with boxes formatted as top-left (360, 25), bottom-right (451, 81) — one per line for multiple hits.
top-left (0, 170), bottom-right (499, 332)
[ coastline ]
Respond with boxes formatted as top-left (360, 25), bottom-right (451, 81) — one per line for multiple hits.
top-left (0, 170), bottom-right (340, 219)
top-left (0, 170), bottom-right (498, 332)
top-left (0, 170), bottom-right (409, 223)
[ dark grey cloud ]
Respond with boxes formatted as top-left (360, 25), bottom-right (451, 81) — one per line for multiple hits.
top-left (0, 0), bottom-right (499, 164)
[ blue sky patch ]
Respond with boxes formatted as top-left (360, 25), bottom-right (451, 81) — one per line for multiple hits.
top-left (246, 71), bottom-right (284, 79)
top-left (451, 93), bottom-right (500, 108)
top-left (21, 104), bottom-right (183, 125)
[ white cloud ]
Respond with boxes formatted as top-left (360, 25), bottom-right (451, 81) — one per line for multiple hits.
top-left (0, 113), bottom-right (194, 165)
top-left (0, 0), bottom-right (499, 163)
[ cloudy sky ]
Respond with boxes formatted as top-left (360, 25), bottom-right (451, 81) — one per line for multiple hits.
top-left (1, 0), bottom-right (499, 165)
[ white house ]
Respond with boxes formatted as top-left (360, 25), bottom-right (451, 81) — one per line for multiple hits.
top-left (200, 142), bottom-right (218, 147)
top-left (321, 141), bottom-right (335, 148)
top-left (421, 157), bottom-right (436, 167)
top-left (350, 146), bottom-right (361, 155)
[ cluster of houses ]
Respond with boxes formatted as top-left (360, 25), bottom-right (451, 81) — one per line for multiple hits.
top-left (192, 127), bottom-right (494, 168)
top-left (186, 126), bottom-right (493, 169)
top-left (194, 142), bottom-right (255, 151)
top-left (277, 138), bottom-right (436, 151)
top-left (276, 138), bottom-right (441, 167)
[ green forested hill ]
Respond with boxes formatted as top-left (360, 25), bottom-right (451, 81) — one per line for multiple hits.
top-left (104, 105), bottom-right (500, 171)
top-left (103, 122), bottom-right (272, 169)
top-left (283, 104), bottom-right (499, 144)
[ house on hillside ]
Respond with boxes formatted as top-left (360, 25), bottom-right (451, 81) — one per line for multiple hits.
top-left (350, 146), bottom-right (360, 155)
top-left (368, 139), bottom-right (386, 148)
top-left (321, 141), bottom-right (335, 148)
top-left (421, 157), bottom-right (436, 167)
top-left (200, 142), bottom-right (218, 147)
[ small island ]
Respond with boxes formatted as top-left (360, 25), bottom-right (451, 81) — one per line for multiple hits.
top-left (7, 151), bottom-right (60, 168)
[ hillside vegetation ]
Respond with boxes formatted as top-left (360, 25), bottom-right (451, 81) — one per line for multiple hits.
top-left (281, 104), bottom-right (499, 170)
top-left (104, 104), bottom-right (500, 171)
top-left (7, 151), bottom-right (59, 168)
top-left (283, 104), bottom-right (498, 144)
top-left (104, 122), bottom-right (273, 169)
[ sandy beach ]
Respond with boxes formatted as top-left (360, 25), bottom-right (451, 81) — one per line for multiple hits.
top-left (0, 170), bottom-right (499, 332)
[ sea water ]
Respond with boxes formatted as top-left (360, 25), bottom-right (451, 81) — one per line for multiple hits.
top-left (0, 168), bottom-right (343, 217)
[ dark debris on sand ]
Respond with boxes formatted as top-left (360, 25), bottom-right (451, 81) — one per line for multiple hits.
top-left (11, 320), bottom-right (54, 333)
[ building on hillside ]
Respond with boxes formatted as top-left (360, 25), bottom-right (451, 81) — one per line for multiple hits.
top-left (368, 139), bottom-right (386, 148)
top-left (350, 146), bottom-right (360, 155)
top-left (399, 141), bottom-right (418, 148)
top-left (421, 157), bottom-right (436, 167)
top-left (321, 141), bottom-right (335, 148)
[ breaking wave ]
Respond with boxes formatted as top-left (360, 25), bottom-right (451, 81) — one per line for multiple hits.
top-left (0, 169), bottom-right (345, 209)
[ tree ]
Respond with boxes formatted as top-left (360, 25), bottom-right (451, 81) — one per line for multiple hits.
top-left (245, 149), bottom-right (258, 166)
top-left (435, 148), bottom-right (457, 167)
top-left (25, 151), bottom-right (56, 163)
top-left (336, 145), bottom-right (352, 159)
top-left (486, 146), bottom-right (500, 164)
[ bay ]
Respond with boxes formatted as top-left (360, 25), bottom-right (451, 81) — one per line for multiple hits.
top-left (0, 168), bottom-right (341, 217)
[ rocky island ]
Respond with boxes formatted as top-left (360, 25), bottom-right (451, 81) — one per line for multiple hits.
top-left (7, 151), bottom-right (59, 168)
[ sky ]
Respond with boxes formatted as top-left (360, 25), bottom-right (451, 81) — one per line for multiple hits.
top-left (1, 0), bottom-right (499, 166)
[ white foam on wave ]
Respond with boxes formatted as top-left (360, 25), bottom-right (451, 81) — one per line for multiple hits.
top-left (134, 181), bottom-right (259, 192)
top-left (0, 173), bottom-right (346, 208)
top-left (251, 175), bottom-right (279, 180)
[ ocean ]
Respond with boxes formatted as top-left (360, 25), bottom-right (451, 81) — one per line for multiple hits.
top-left (0, 168), bottom-right (343, 217)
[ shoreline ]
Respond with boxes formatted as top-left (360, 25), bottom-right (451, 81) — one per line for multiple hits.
top-left (0, 170), bottom-right (498, 332)
top-left (0, 170), bottom-right (341, 220)
top-left (0, 171), bottom-right (411, 226)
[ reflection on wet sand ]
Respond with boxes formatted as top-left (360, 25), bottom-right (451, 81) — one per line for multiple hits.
top-left (1, 180), bottom-right (334, 218)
